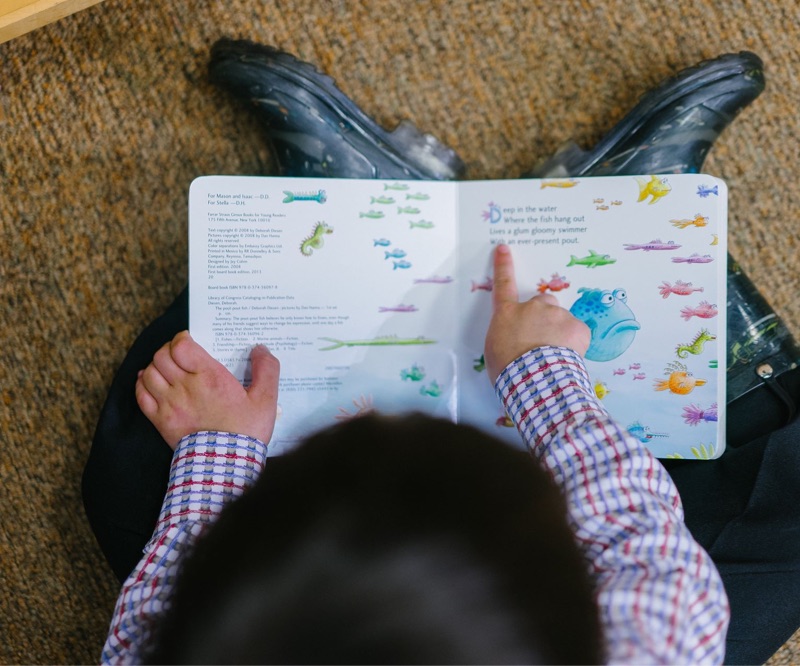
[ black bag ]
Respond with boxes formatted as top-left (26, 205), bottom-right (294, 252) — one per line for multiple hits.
top-left (725, 255), bottom-right (800, 448)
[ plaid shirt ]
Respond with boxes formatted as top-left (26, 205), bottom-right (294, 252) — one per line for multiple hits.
top-left (101, 346), bottom-right (728, 664)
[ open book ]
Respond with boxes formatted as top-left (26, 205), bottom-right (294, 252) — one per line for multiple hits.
top-left (189, 174), bottom-right (727, 459)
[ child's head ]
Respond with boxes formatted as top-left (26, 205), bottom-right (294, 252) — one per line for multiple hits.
top-left (146, 413), bottom-right (602, 664)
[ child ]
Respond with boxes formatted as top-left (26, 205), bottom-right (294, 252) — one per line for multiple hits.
top-left (100, 245), bottom-right (728, 663)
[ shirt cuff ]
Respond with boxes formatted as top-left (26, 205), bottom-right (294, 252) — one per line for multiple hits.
top-left (145, 431), bottom-right (268, 550)
top-left (495, 346), bottom-right (605, 450)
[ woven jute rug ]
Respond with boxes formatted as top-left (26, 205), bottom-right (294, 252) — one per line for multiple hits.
top-left (1, 0), bottom-right (799, 662)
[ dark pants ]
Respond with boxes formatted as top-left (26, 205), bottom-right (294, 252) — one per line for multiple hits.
top-left (83, 288), bottom-right (800, 665)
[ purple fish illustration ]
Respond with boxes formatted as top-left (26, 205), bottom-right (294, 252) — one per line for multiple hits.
top-left (629, 362), bottom-right (641, 370)
top-left (623, 239), bottom-right (681, 251)
top-left (671, 254), bottom-right (714, 264)
top-left (613, 368), bottom-right (626, 376)
top-left (378, 304), bottom-right (418, 313)
top-left (471, 277), bottom-right (493, 292)
top-left (633, 373), bottom-right (646, 380)
top-left (414, 275), bottom-right (454, 284)
top-left (682, 402), bottom-right (718, 426)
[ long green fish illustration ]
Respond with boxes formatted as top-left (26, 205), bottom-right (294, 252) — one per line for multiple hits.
top-left (319, 335), bottom-right (436, 351)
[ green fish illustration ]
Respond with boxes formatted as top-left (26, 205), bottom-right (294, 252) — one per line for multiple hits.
top-left (420, 380), bottom-right (443, 397)
top-left (370, 195), bottom-right (395, 204)
top-left (319, 335), bottom-right (436, 351)
top-left (384, 183), bottom-right (410, 191)
top-left (406, 193), bottom-right (430, 200)
top-left (359, 210), bottom-right (385, 219)
top-left (409, 220), bottom-right (435, 229)
top-left (566, 250), bottom-right (617, 268)
top-left (400, 364), bottom-right (426, 381)
top-left (282, 189), bottom-right (327, 204)
top-left (398, 206), bottom-right (421, 214)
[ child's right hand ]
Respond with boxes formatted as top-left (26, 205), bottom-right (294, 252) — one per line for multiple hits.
top-left (135, 330), bottom-right (280, 450)
top-left (484, 244), bottom-right (591, 383)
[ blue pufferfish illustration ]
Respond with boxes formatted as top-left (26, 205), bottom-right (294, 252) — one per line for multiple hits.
top-left (569, 287), bottom-right (641, 362)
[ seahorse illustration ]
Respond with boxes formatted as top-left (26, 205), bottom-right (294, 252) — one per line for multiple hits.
top-left (675, 328), bottom-right (716, 358)
top-left (299, 222), bottom-right (333, 256)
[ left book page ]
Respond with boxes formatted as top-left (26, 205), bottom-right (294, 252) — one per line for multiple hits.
top-left (189, 176), bottom-right (459, 455)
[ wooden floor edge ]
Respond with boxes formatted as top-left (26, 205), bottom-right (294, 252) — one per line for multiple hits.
top-left (0, 0), bottom-right (105, 45)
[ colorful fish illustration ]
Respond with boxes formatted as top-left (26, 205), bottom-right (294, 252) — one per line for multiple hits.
top-left (482, 202), bottom-right (503, 224)
top-left (400, 364), bottom-right (426, 381)
top-left (613, 368), bottom-right (626, 376)
top-left (635, 175), bottom-right (671, 204)
top-left (671, 254), bottom-right (714, 264)
top-left (682, 402), bottom-right (718, 426)
top-left (596, 205), bottom-right (609, 211)
top-left (373, 238), bottom-right (391, 247)
top-left (283, 189), bottom-right (327, 204)
top-left (569, 287), bottom-right (640, 362)
top-left (319, 335), bottom-right (436, 351)
top-left (378, 304), bottom-right (418, 313)
top-left (473, 354), bottom-right (486, 372)
top-left (629, 362), bottom-right (641, 370)
top-left (653, 361), bottom-right (707, 395)
top-left (495, 414), bottom-right (514, 427)
top-left (471, 277), bottom-right (493, 292)
top-left (370, 195), bottom-right (395, 204)
top-left (384, 182), bottom-right (410, 191)
top-left (393, 260), bottom-right (412, 270)
top-left (335, 395), bottom-right (374, 421)
top-left (671, 214), bottom-right (709, 229)
top-left (658, 280), bottom-right (704, 298)
top-left (697, 184), bottom-right (719, 198)
top-left (414, 275), bottom-right (454, 284)
top-left (627, 421), bottom-right (669, 442)
top-left (384, 248), bottom-right (407, 259)
top-left (540, 179), bottom-right (578, 188)
top-left (406, 192), bottom-right (430, 200)
top-left (409, 220), bottom-right (435, 229)
top-left (623, 239), bottom-right (681, 251)
top-left (360, 210), bottom-right (385, 219)
top-left (299, 222), bottom-right (333, 256)
top-left (676, 328), bottom-right (716, 358)
top-left (398, 205), bottom-right (421, 214)
top-left (594, 381), bottom-right (610, 400)
top-left (633, 373), bottom-right (646, 380)
top-left (680, 301), bottom-right (719, 321)
top-left (537, 273), bottom-right (570, 293)
top-left (566, 250), bottom-right (617, 268)
top-left (593, 198), bottom-right (604, 204)
top-left (611, 200), bottom-right (622, 206)
top-left (420, 381), bottom-right (443, 397)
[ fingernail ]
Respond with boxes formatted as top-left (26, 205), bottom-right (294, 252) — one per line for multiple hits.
top-left (496, 244), bottom-right (510, 254)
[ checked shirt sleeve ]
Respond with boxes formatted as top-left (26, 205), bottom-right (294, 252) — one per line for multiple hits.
top-left (100, 431), bottom-right (268, 664)
top-left (496, 347), bottom-right (729, 665)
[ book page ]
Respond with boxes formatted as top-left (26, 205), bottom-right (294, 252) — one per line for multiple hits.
top-left (456, 175), bottom-right (727, 460)
top-left (189, 176), bottom-right (459, 455)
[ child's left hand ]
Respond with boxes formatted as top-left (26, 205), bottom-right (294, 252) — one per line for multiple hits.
top-left (135, 330), bottom-right (280, 450)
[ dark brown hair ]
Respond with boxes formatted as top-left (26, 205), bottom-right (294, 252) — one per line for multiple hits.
top-left (146, 413), bottom-right (602, 664)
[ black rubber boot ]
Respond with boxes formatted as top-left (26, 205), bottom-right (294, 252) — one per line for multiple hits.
top-left (209, 38), bottom-right (466, 181)
top-left (528, 51), bottom-right (765, 177)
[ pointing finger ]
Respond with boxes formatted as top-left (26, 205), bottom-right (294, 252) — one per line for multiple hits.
top-left (492, 244), bottom-right (519, 309)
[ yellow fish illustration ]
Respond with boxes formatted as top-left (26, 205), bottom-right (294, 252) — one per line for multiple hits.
top-left (594, 381), bottom-right (610, 400)
top-left (670, 214), bottom-right (709, 229)
top-left (540, 178), bottom-right (578, 189)
top-left (635, 175), bottom-right (672, 204)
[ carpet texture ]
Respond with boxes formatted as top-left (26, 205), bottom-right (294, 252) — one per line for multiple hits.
top-left (1, 0), bottom-right (799, 662)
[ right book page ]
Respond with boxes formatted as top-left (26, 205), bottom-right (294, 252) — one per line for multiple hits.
top-left (456, 174), bottom-right (728, 460)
